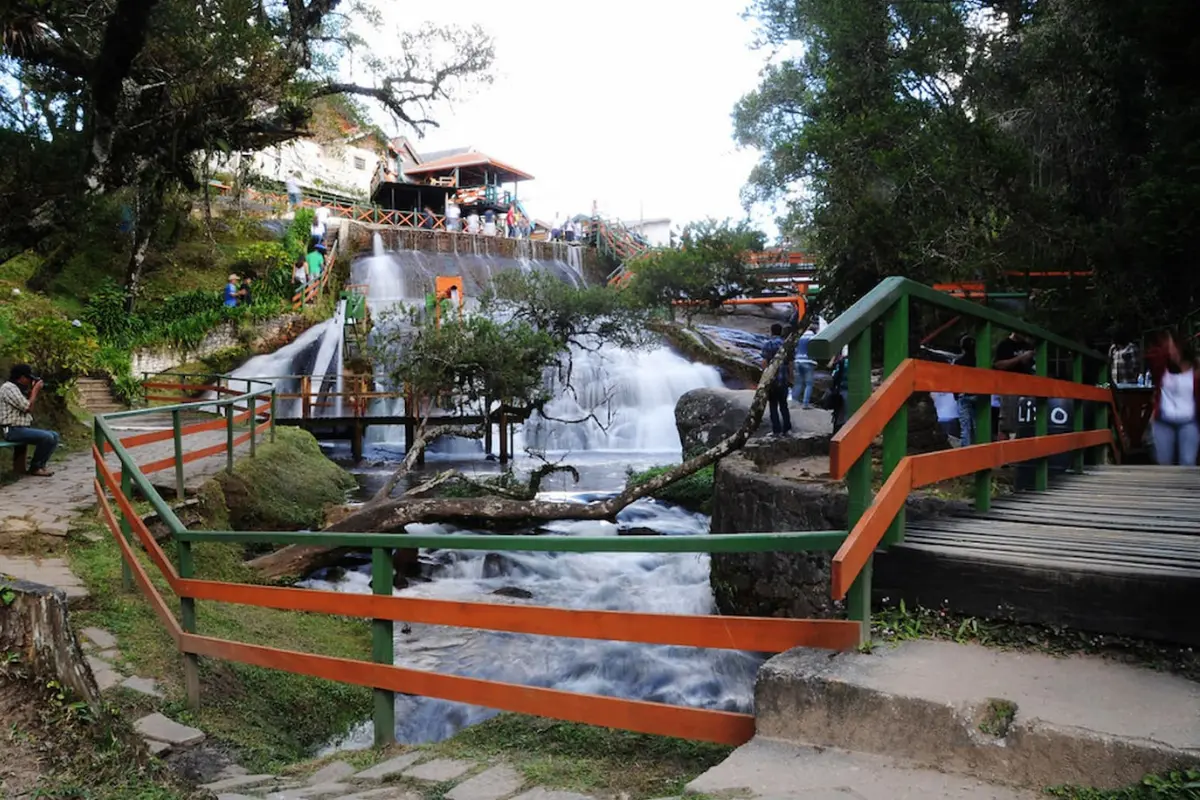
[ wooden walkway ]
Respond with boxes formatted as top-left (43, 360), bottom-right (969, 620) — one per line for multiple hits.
top-left (874, 466), bottom-right (1200, 646)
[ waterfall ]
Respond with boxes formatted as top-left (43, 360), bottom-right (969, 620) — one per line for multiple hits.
top-left (520, 346), bottom-right (722, 454)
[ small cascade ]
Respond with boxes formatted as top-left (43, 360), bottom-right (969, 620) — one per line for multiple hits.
top-left (520, 346), bottom-right (722, 454)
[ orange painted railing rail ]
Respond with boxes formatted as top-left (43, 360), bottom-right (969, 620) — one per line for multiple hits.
top-left (808, 277), bottom-right (1114, 640)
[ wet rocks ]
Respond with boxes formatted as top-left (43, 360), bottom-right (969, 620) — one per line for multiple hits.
top-left (491, 586), bottom-right (533, 599)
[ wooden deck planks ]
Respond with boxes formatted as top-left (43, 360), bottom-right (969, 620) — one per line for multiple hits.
top-left (874, 465), bottom-right (1200, 645)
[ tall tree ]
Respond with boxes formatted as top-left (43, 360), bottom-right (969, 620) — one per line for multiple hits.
top-left (736, 0), bottom-right (1200, 336)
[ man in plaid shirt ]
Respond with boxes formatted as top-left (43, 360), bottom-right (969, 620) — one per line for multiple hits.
top-left (1, 364), bottom-right (60, 477)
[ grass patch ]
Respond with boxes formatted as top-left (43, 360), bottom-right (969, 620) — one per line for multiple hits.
top-left (426, 714), bottom-right (731, 799)
top-left (66, 511), bottom-right (372, 772)
top-left (1046, 769), bottom-right (1200, 799)
top-left (625, 464), bottom-right (715, 514)
top-left (871, 600), bottom-right (1200, 682)
top-left (977, 697), bottom-right (1016, 737)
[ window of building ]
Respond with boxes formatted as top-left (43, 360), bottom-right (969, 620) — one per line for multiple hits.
top-left (354, 156), bottom-right (366, 170)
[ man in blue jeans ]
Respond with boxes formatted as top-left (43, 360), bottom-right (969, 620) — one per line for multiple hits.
top-left (793, 323), bottom-right (818, 408)
top-left (1, 364), bottom-right (60, 477)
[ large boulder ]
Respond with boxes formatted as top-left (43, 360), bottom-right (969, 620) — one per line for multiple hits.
top-left (675, 388), bottom-right (834, 459)
top-left (675, 388), bottom-right (768, 459)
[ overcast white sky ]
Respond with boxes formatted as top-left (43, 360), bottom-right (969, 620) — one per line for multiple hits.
top-left (370, 1), bottom-right (769, 231)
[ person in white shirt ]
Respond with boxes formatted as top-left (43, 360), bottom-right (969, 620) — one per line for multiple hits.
top-left (446, 201), bottom-right (462, 232)
top-left (465, 212), bottom-right (481, 234)
top-left (1150, 330), bottom-right (1199, 466)
top-left (310, 211), bottom-right (326, 247)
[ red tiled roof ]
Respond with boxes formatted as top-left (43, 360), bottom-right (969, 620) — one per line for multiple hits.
top-left (403, 152), bottom-right (534, 181)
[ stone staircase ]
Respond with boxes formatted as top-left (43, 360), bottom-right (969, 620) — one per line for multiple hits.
top-left (76, 377), bottom-right (126, 414)
top-left (689, 639), bottom-right (1200, 798)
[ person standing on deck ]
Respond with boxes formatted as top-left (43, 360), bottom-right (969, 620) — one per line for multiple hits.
top-left (482, 208), bottom-right (497, 236)
top-left (955, 335), bottom-right (978, 446)
top-left (466, 211), bottom-right (481, 234)
top-left (506, 205), bottom-right (516, 237)
top-left (993, 331), bottom-right (1035, 439)
top-left (1, 365), bottom-right (60, 477)
top-left (761, 323), bottom-right (794, 437)
top-left (793, 323), bottom-right (818, 408)
top-left (446, 199), bottom-right (462, 231)
top-left (1146, 330), bottom-right (1200, 466)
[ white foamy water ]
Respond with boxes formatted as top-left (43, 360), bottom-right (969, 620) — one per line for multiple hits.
top-left (303, 498), bottom-right (760, 747)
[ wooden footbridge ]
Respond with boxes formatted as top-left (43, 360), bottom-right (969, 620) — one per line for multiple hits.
top-left (143, 373), bottom-right (527, 462)
top-left (95, 275), bottom-right (1196, 753)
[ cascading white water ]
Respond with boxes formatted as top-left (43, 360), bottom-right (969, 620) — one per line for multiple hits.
top-left (521, 346), bottom-right (723, 454)
top-left (305, 497), bottom-right (761, 747)
top-left (309, 299), bottom-right (346, 416)
top-left (221, 321), bottom-right (333, 417)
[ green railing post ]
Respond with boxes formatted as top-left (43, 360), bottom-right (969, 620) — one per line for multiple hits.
top-left (371, 547), bottom-right (396, 747)
top-left (119, 470), bottom-right (134, 591)
top-left (974, 322), bottom-right (994, 511)
top-left (845, 329), bottom-right (874, 643)
top-left (881, 294), bottom-right (909, 546)
top-left (172, 409), bottom-right (185, 501)
top-left (1093, 363), bottom-right (1111, 465)
top-left (269, 390), bottom-right (277, 443)
top-left (249, 397), bottom-right (258, 459)
top-left (1034, 340), bottom-right (1050, 491)
top-left (1072, 353), bottom-right (1085, 474)
top-left (177, 540), bottom-right (201, 709)
top-left (225, 401), bottom-right (235, 475)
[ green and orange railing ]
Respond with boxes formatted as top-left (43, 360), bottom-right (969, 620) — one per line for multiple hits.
top-left (809, 277), bottom-right (1120, 637)
top-left (92, 378), bottom-right (861, 748)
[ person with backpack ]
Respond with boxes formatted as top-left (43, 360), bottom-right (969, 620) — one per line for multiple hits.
top-left (793, 322), bottom-right (819, 408)
top-left (761, 323), bottom-right (794, 437)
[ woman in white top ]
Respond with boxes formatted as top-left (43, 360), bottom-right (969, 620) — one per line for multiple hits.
top-left (465, 213), bottom-right (481, 234)
top-left (1148, 330), bottom-right (1199, 466)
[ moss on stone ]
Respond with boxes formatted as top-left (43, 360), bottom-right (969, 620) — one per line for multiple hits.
top-left (208, 427), bottom-right (358, 531)
top-left (626, 465), bottom-right (715, 514)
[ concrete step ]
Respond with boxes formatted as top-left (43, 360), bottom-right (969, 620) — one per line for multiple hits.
top-left (754, 639), bottom-right (1200, 791)
top-left (688, 737), bottom-right (1036, 799)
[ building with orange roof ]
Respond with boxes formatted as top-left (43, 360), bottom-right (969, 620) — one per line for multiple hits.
top-left (372, 138), bottom-right (533, 218)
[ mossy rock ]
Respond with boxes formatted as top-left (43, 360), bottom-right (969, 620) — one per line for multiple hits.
top-left (206, 427), bottom-right (357, 531)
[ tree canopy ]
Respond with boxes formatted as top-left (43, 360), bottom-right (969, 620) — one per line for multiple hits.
top-left (1, 0), bottom-right (493, 301)
top-left (736, 0), bottom-right (1200, 338)
top-left (623, 219), bottom-right (767, 324)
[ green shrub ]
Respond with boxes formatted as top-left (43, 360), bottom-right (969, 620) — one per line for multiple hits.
top-left (0, 293), bottom-right (99, 389)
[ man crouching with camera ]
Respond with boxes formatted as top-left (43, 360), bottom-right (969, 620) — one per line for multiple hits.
top-left (1, 364), bottom-right (60, 477)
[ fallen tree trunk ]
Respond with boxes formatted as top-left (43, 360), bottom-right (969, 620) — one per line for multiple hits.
top-left (247, 331), bottom-right (797, 580)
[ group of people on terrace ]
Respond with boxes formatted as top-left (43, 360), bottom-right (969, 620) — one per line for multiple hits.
top-left (427, 201), bottom-right (534, 238)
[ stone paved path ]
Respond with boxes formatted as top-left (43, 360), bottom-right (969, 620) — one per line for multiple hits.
top-left (1, 411), bottom-right (252, 539)
top-left (201, 753), bottom-right (596, 800)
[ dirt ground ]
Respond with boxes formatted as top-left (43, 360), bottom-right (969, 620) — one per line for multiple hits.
top-left (0, 678), bottom-right (53, 797)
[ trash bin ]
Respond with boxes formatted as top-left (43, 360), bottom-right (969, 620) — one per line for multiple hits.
top-left (1015, 397), bottom-right (1074, 490)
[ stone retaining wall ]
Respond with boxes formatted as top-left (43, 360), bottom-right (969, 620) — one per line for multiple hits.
top-left (131, 314), bottom-right (310, 377)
